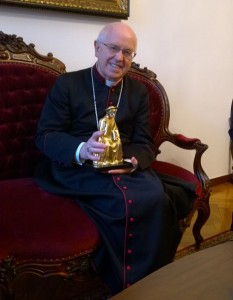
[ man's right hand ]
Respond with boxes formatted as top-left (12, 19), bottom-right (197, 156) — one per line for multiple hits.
top-left (80, 131), bottom-right (106, 161)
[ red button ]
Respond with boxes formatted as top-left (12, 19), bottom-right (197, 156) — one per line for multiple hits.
top-left (126, 266), bottom-right (131, 271)
top-left (128, 199), bottom-right (133, 204)
top-left (130, 217), bottom-right (134, 222)
top-left (126, 284), bottom-right (131, 288)
top-left (127, 249), bottom-right (133, 254)
top-left (128, 233), bottom-right (133, 238)
top-left (123, 186), bottom-right (127, 190)
top-left (117, 177), bottom-right (121, 181)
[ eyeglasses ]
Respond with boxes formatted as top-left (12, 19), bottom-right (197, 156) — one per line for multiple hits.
top-left (99, 42), bottom-right (136, 59)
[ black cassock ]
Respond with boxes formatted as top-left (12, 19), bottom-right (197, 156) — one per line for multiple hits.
top-left (35, 66), bottom-right (197, 294)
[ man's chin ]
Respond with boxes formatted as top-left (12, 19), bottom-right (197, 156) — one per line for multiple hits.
top-left (107, 67), bottom-right (124, 77)
top-left (107, 71), bottom-right (124, 82)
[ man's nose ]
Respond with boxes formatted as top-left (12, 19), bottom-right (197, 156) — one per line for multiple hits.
top-left (114, 50), bottom-right (124, 60)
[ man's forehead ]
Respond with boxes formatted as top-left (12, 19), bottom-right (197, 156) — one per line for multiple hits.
top-left (106, 35), bottom-right (136, 49)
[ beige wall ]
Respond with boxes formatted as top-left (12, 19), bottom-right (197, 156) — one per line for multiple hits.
top-left (1, 0), bottom-right (233, 179)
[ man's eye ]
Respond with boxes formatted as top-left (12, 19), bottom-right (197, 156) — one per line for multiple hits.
top-left (123, 50), bottom-right (131, 56)
top-left (110, 45), bottom-right (119, 51)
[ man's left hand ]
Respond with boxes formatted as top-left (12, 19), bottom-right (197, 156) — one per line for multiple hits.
top-left (107, 157), bottom-right (138, 174)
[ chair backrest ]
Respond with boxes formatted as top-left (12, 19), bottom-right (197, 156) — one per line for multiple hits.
top-left (129, 63), bottom-right (170, 149)
top-left (0, 31), bottom-right (66, 179)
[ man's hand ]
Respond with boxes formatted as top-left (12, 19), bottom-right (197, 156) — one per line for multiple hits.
top-left (80, 131), bottom-right (106, 161)
top-left (107, 157), bottom-right (138, 174)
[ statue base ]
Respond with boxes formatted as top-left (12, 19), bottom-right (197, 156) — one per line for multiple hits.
top-left (93, 160), bottom-right (133, 171)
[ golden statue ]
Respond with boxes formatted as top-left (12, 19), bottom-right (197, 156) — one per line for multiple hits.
top-left (93, 106), bottom-right (123, 168)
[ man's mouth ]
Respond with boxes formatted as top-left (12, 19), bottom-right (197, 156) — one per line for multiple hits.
top-left (110, 63), bottom-right (122, 69)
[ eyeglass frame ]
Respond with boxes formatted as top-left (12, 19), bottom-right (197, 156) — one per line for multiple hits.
top-left (98, 41), bottom-right (137, 60)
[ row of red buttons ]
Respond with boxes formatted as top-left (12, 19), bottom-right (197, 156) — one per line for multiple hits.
top-left (115, 175), bottom-right (133, 289)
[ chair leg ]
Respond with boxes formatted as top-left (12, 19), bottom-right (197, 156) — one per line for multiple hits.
top-left (192, 193), bottom-right (211, 249)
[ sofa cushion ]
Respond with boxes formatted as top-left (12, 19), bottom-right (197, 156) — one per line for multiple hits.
top-left (0, 178), bottom-right (100, 260)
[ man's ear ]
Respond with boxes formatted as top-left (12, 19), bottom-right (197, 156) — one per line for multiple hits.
top-left (94, 40), bottom-right (99, 57)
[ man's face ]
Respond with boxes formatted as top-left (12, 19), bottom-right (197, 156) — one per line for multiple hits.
top-left (94, 28), bottom-right (136, 82)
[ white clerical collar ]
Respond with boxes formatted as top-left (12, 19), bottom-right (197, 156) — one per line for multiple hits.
top-left (105, 79), bottom-right (121, 87)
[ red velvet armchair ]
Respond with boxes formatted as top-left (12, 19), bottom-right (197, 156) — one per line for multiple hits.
top-left (0, 32), bottom-right (210, 299)
top-left (128, 65), bottom-right (211, 243)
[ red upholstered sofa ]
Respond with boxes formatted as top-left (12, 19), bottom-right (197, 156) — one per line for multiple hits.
top-left (0, 32), bottom-right (210, 299)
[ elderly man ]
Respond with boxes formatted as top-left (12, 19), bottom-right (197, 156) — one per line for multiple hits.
top-left (35, 22), bottom-right (196, 295)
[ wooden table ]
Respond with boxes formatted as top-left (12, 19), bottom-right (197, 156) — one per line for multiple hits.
top-left (111, 241), bottom-right (233, 300)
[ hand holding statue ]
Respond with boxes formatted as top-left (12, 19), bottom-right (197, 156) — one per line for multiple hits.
top-left (80, 106), bottom-right (137, 173)
top-left (93, 106), bottom-right (123, 168)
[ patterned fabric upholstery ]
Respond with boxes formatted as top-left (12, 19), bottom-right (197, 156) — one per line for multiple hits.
top-left (0, 64), bottom-right (56, 179)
